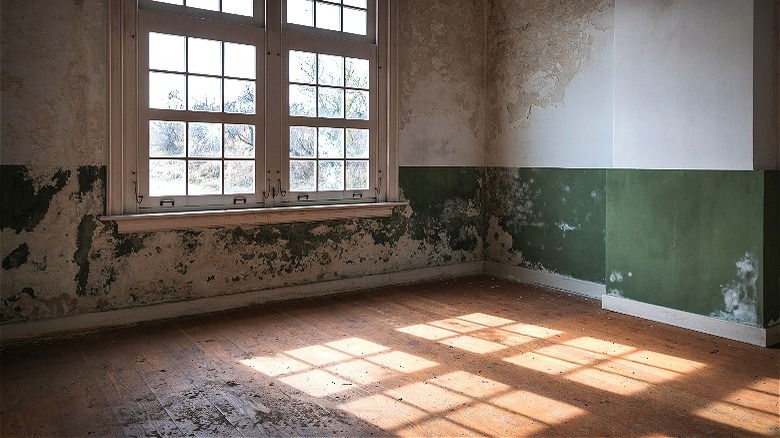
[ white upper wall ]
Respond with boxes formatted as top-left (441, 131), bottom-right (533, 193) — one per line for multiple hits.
top-left (613, 0), bottom-right (771, 170)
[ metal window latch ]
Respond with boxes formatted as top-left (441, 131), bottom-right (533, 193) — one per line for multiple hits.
top-left (263, 179), bottom-right (271, 199)
top-left (352, 192), bottom-right (363, 198)
top-left (160, 199), bottom-right (174, 207)
top-left (233, 197), bottom-right (247, 205)
top-left (132, 171), bottom-right (144, 204)
top-left (297, 194), bottom-right (309, 201)
top-left (278, 179), bottom-right (287, 198)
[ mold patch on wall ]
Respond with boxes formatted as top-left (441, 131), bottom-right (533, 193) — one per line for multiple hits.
top-left (0, 165), bottom-right (484, 324)
top-left (484, 167), bottom-right (606, 283)
top-left (397, 0), bottom-right (485, 166)
top-left (710, 251), bottom-right (759, 326)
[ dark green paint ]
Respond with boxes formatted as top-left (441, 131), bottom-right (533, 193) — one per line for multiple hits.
top-left (606, 170), bottom-right (765, 325)
top-left (398, 166), bottom-right (484, 253)
top-left (2, 243), bottom-right (30, 270)
top-left (762, 171), bottom-right (779, 327)
top-left (76, 165), bottom-right (105, 201)
top-left (485, 168), bottom-right (606, 283)
top-left (114, 233), bottom-right (146, 258)
top-left (0, 165), bottom-right (70, 233)
top-left (74, 215), bottom-right (96, 297)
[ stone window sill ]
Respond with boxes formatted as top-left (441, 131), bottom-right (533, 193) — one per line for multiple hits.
top-left (101, 202), bottom-right (407, 234)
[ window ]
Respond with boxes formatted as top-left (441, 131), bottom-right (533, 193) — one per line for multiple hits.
top-left (107, 0), bottom-right (394, 229)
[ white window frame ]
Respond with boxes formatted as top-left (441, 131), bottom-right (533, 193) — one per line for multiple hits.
top-left (105, 0), bottom-right (399, 232)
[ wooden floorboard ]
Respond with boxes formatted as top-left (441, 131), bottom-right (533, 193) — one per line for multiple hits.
top-left (1, 276), bottom-right (778, 437)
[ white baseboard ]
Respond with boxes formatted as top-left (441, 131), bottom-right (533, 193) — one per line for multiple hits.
top-left (484, 262), bottom-right (606, 299)
top-left (603, 294), bottom-right (778, 347)
top-left (0, 261), bottom-right (484, 345)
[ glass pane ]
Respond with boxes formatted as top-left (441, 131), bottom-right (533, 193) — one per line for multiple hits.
top-left (290, 126), bottom-right (316, 158)
top-left (318, 160), bottom-right (344, 191)
top-left (149, 121), bottom-right (185, 157)
top-left (345, 57), bottom-right (369, 88)
top-left (188, 160), bottom-right (222, 195)
top-left (225, 124), bottom-right (255, 158)
top-left (149, 72), bottom-right (185, 110)
top-left (290, 160), bottom-right (316, 191)
top-left (224, 79), bottom-right (255, 114)
top-left (317, 54), bottom-right (343, 86)
top-left (343, 0), bottom-right (366, 8)
top-left (289, 84), bottom-right (316, 116)
top-left (346, 160), bottom-right (369, 190)
top-left (149, 33), bottom-right (185, 72)
top-left (318, 87), bottom-right (343, 118)
top-left (222, 0), bottom-right (253, 16)
top-left (186, 0), bottom-right (219, 11)
top-left (149, 159), bottom-right (186, 196)
top-left (289, 51), bottom-right (316, 84)
top-left (315, 2), bottom-right (340, 31)
top-left (188, 75), bottom-right (222, 111)
top-left (287, 0), bottom-right (313, 26)
top-left (188, 122), bottom-right (222, 157)
top-left (318, 127), bottom-right (344, 158)
top-left (224, 160), bottom-right (255, 194)
top-left (345, 89), bottom-right (368, 119)
top-left (345, 128), bottom-right (368, 158)
top-left (188, 37), bottom-right (221, 75)
top-left (343, 8), bottom-right (367, 35)
top-left (224, 42), bottom-right (255, 79)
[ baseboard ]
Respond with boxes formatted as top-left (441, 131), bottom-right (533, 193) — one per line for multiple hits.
top-left (484, 262), bottom-right (606, 299)
top-left (0, 261), bottom-right (484, 345)
top-left (603, 294), bottom-right (778, 347)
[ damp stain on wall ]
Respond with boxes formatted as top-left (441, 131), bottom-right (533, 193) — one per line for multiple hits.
top-left (710, 251), bottom-right (759, 326)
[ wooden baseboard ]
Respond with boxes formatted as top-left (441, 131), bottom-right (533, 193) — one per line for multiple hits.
top-left (603, 294), bottom-right (778, 347)
top-left (0, 261), bottom-right (484, 345)
top-left (484, 262), bottom-right (606, 299)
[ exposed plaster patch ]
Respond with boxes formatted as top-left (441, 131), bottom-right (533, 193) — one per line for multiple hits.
top-left (710, 251), bottom-right (759, 326)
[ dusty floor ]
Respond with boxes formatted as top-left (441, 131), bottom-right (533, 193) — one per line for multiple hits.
top-left (1, 276), bottom-right (778, 436)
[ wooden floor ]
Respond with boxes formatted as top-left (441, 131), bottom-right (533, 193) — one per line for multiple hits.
top-left (1, 276), bottom-right (778, 437)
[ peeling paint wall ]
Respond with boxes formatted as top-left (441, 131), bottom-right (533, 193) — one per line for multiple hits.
top-left (397, 0), bottom-right (486, 166)
top-left (485, 0), bottom-right (614, 168)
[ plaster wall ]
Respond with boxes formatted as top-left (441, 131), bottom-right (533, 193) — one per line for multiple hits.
top-left (485, 0), bottom-right (614, 168)
top-left (613, 0), bottom-right (755, 170)
top-left (396, 0), bottom-right (486, 167)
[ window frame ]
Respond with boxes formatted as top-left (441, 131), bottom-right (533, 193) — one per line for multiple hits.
top-left (105, 0), bottom-right (398, 231)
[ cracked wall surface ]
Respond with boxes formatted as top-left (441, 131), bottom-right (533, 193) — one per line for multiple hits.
top-left (485, 0), bottom-right (613, 168)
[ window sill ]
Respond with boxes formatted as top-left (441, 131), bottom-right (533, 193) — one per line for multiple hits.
top-left (100, 202), bottom-right (407, 234)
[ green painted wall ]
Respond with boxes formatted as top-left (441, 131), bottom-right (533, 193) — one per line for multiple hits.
top-left (485, 168), bottom-right (606, 283)
top-left (606, 170), bottom-right (772, 328)
top-left (763, 171), bottom-right (779, 327)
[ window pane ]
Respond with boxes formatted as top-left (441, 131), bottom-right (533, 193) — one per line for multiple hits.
top-left (224, 42), bottom-right (255, 79)
top-left (346, 160), bottom-right (369, 190)
top-left (150, 72), bottom-right (185, 110)
top-left (290, 160), bottom-right (316, 191)
top-left (290, 84), bottom-right (316, 116)
top-left (289, 51), bottom-right (316, 84)
top-left (318, 54), bottom-right (343, 86)
top-left (343, 8), bottom-right (367, 35)
top-left (150, 159), bottom-right (186, 196)
top-left (345, 57), bottom-right (369, 88)
top-left (315, 1), bottom-right (341, 31)
top-left (222, 0), bottom-right (253, 16)
top-left (225, 124), bottom-right (255, 158)
top-left (318, 127), bottom-right (344, 158)
top-left (186, 0), bottom-right (219, 12)
top-left (188, 75), bottom-right (222, 111)
top-left (189, 122), bottom-right (222, 157)
top-left (343, 0), bottom-right (366, 7)
top-left (318, 87), bottom-right (343, 118)
top-left (290, 126), bottom-right (316, 158)
top-left (149, 33), bottom-right (185, 72)
top-left (287, 0), bottom-right (313, 26)
top-left (224, 160), bottom-right (255, 194)
top-left (224, 79), bottom-right (255, 114)
top-left (150, 121), bottom-right (186, 157)
top-left (318, 160), bottom-right (344, 191)
top-left (188, 160), bottom-right (222, 195)
top-left (188, 37), bottom-right (222, 76)
top-left (345, 128), bottom-right (368, 158)
top-left (345, 89), bottom-right (368, 119)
